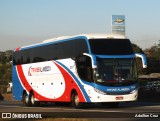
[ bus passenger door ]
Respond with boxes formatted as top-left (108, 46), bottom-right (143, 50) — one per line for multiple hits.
top-left (75, 55), bottom-right (94, 97)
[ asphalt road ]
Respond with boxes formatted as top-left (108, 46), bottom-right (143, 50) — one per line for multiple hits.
top-left (0, 100), bottom-right (160, 119)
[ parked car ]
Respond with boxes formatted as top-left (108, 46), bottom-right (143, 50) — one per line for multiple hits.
top-left (150, 81), bottom-right (160, 93)
top-left (144, 81), bottom-right (156, 92)
top-left (7, 82), bottom-right (12, 93)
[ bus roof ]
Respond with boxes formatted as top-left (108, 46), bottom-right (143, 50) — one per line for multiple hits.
top-left (15, 33), bottom-right (127, 51)
top-left (43, 33), bottom-right (127, 43)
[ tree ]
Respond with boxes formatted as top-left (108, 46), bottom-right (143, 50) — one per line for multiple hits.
top-left (0, 52), bottom-right (7, 64)
top-left (149, 45), bottom-right (160, 59)
top-left (144, 44), bottom-right (160, 73)
top-left (0, 50), bottom-right (12, 82)
top-left (5, 50), bottom-right (12, 62)
top-left (132, 43), bottom-right (144, 53)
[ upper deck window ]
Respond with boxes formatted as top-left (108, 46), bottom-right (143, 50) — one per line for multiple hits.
top-left (89, 39), bottom-right (134, 55)
top-left (13, 38), bottom-right (88, 65)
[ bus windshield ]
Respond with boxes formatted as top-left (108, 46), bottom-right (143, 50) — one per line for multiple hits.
top-left (95, 58), bottom-right (137, 85)
top-left (89, 39), bottom-right (134, 55)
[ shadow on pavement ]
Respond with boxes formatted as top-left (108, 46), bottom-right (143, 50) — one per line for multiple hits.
top-left (0, 93), bottom-right (4, 101)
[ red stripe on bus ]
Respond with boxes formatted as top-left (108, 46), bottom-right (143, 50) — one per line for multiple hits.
top-left (16, 62), bottom-right (86, 102)
top-left (14, 47), bottom-right (21, 52)
top-left (54, 61), bottom-right (86, 102)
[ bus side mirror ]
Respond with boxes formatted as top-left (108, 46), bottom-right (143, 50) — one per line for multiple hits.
top-left (135, 53), bottom-right (147, 68)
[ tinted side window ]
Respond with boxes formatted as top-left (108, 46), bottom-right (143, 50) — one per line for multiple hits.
top-left (62, 39), bottom-right (88, 58)
top-left (13, 38), bottom-right (89, 65)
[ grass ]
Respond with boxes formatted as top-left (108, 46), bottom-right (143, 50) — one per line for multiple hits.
top-left (1, 93), bottom-right (13, 101)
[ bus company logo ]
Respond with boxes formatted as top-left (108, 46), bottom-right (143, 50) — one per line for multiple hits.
top-left (107, 87), bottom-right (130, 92)
top-left (114, 18), bottom-right (124, 24)
top-left (28, 66), bottom-right (51, 76)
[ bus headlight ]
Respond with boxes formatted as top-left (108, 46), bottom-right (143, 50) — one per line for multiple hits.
top-left (130, 89), bottom-right (137, 94)
top-left (94, 88), bottom-right (107, 95)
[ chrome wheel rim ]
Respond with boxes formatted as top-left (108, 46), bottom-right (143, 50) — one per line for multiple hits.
top-left (31, 95), bottom-right (35, 104)
top-left (75, 95), bottom-right (79, 106)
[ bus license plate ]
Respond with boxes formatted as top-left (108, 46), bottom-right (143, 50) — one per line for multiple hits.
top-left (116, 96), bottom-right (123, 100)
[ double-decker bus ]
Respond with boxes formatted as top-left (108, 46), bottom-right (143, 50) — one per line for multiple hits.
top-left (12, 34), bottom-right (147, 108)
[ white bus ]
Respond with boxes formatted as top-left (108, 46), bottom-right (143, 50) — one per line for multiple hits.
top-left (12, 34), bottom-right (147, 108)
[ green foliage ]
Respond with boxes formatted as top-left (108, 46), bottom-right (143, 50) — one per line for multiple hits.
top-left (0, 50), bottom-right (12, 82)
top-left (132, 43), bottom-right (144, 54)
top-left (0, 64), bottom-right (12, 81)
top-left (149, 45), bottom-right (160, 59)
top-left (144, 44), bottom-right (160, 74)
top-left (0, 85), bottom-right (7, 93)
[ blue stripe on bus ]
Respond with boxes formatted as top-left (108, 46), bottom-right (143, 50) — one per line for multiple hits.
top-left (81, 79), bottom-right (137, 93)
top-left (55, 60), bottom-right (91, 102)
top-left (12, 66), bottom-right (24, 100)
top-left (94, 83), bottom-right (137, 93)
top-left (95, 54), bottom-right (136, 58)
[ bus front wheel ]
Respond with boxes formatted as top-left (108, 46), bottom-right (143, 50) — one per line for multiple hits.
top-left (71, 92), bottom-right (82, 108)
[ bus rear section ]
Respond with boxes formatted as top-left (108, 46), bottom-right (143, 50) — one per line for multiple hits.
top-left (12, 34), bottom-right (147, 108)
top-left (12, 58), bottom-right (92, 107)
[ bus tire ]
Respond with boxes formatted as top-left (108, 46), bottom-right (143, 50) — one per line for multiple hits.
top-left (30, 92), bottom-right (40, 107)
top-left (71, 92), bottom-right (82, 109)
top-left (22, 92), bottom-right (31, 107)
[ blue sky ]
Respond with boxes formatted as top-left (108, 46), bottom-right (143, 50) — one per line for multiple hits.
top-left (0, 0), bottom-right (160, 51)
